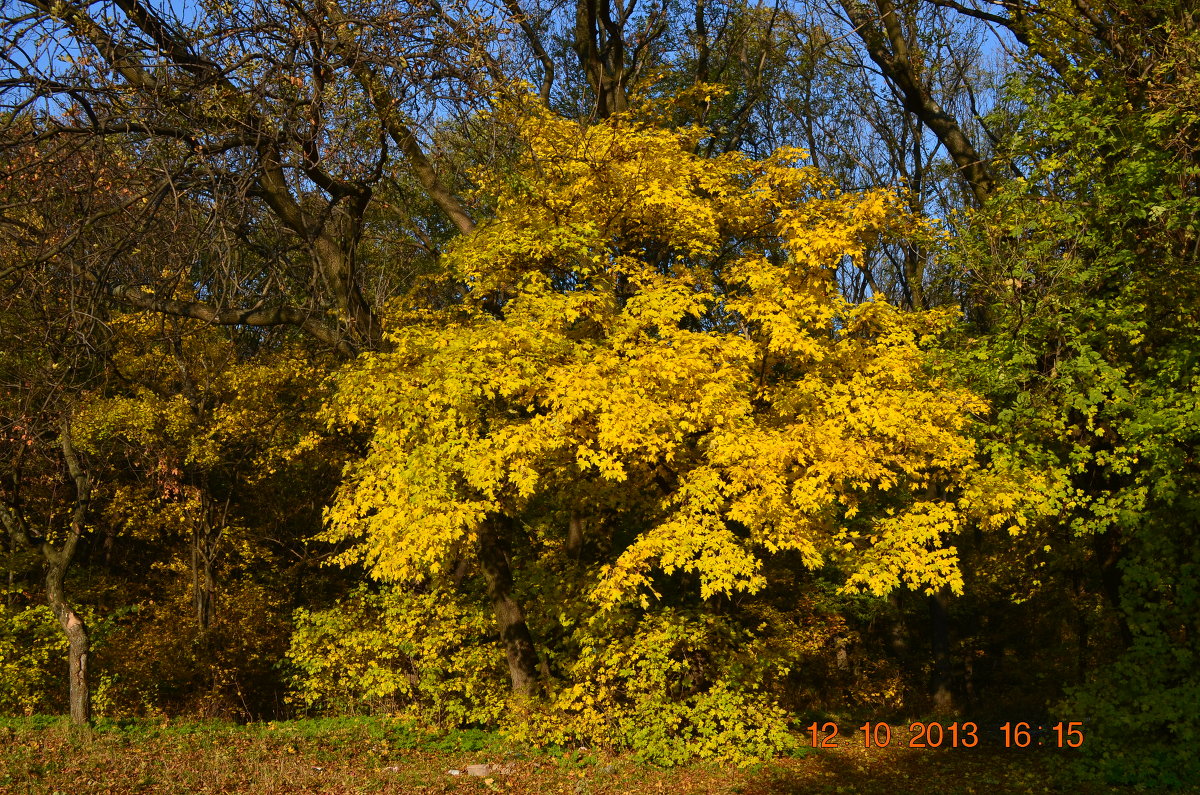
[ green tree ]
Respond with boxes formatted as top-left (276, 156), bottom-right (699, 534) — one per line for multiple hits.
top-left (955, 2), bottom-right (1200, 784)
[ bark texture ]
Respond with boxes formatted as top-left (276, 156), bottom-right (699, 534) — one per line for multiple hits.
top-left (476, 517), bottom-right (541, 698)
top-left (46, 562), bottom-right (90, 725)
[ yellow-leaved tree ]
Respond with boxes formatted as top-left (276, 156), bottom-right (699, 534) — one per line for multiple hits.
top-left (324, 100), bottom-right (989, 711)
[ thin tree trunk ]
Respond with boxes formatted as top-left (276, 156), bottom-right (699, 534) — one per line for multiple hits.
top-left (1094, 531), bottom-right (1133, 648)
top-left (4, 532), bottom-right (13, 608)
top-left (888, 591), bottom-right (908, 656)
top-left (191, 532), bottom-right (216, 632)
top-left (566, 511), bottom-right (586, 560)
top-left (46, 562), bottom-right (90, 726)
top-left (0, 417), bottom-right (94, 727)
top-left (929, 588), bottom-right (953, 714)
top-left (191, 498), bottom-right (222, 633)
top-left (476, 518), bottom-right (540, 698)
top-left (1072, 569), bottom-right (1090, 682)
top-left (53, 420), bottom-right (91, 725)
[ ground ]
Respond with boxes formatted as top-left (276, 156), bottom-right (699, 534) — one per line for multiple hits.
top-left (0, 717), bottom-right (1169, 794)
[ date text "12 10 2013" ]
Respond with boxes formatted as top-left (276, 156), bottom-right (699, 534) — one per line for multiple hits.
top-left (806, 721), bottom-right (1085, 748)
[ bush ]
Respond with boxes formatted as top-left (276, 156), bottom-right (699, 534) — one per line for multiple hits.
top-left (0, 602), bottom-right (66, 716)
top-left (506, 609), bottom-right (797, 766)
top-left (286, 585), bottom-right (508, 725)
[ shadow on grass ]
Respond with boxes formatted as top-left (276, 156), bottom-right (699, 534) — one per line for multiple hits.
top-left (736, 747), bottom-right (1122, 795)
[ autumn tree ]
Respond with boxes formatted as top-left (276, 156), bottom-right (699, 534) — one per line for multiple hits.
top-left (0, 117), bottom-right (345, 720)
top-left (0, 426), bottom-right (93, 726)
top-left (322, 100), bottom-right (1013, 710)
top-left (64, 311), bottom-right (346, 718)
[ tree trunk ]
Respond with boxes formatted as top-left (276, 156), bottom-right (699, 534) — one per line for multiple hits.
top-left (1072, 568), bottom-right (1090, 682)
top-left (566, 511), bottom-right (586, 560)
top-left (573, 0), bottom-right (630, 118)
top-left (839, 0), bottom-right (995, 206)
top-left (928, 587), bottom-right (953, 714)
top-left (888, 591), bottom-right (908, 656)
top-left (476, 518), bottom-right (541, 698)
top-left (4, 532), bottom-right (13, 608)
top-left (1094, 531), bottom-right (1133, 648)
top-left (191, 522), bottom-right (218, 632)
top-left (46, 562), bottom-right (90, 726)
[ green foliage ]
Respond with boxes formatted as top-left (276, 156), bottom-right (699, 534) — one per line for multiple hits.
top-left (286, 586), bottom-right (507, 725)
top-left (1059, 515), bottom-right (1200, 789)
top-left (953, 8), bottom-right (1200, 786)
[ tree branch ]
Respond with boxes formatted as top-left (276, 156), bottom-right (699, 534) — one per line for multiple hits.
top-left (502, 0), bottom-right (555, 105)
top-left (106, 284), bottom-right (355, 355)
top-left (839, 0), bottom-right (995, 205)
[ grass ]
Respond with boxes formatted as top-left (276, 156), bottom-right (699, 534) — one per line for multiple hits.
top-left (0, 716), bottom-right (1161, 794)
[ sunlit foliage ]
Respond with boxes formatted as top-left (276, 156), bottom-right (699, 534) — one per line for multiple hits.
top-left (326, 102), bottom-right (991, 602)
top-left (311, 100), bottom-right (1009, 760)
